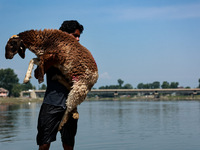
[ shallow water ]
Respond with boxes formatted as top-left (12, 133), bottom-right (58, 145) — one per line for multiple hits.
top-left (0, 100), bottom-right (200, 150)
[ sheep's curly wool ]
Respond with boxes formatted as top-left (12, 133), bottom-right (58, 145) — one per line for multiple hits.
top-left (5, 29), bottom-right (98, 130)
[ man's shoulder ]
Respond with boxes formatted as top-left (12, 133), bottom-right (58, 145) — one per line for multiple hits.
top-left (47, 67), bottom-right (62, 75)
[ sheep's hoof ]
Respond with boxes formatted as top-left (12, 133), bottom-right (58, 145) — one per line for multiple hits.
top-left (72, 112), bottom-right (79, 119)
top-left (23, 78), bottom-right (30, 83)
top-left (38, 78), bottom-right (44, 84)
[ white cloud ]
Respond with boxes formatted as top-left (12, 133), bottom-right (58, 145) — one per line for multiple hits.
top-left (99, 72), bottom-right (111, 79)
top-left (106, 3), bottom-right (200, 21)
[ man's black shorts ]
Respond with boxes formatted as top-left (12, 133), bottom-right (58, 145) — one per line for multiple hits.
top-left (36, 103), bottom-right (78, 147)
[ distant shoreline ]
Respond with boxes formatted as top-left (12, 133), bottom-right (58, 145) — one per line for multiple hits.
top-left (1, 95), bottom-right (200, 105)
top-left (0, 97), bottom-right (43, 105)
top-left (87, 95), bottom-right (200, 101)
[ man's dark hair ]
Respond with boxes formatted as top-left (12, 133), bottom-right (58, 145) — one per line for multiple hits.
top-left (59, 20), bottom-right (84, 34)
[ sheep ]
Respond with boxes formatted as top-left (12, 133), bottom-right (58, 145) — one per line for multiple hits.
top-left (5, 29), bottom-right (98, 130)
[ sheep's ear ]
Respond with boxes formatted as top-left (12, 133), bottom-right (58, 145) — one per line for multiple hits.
top-left (18, 41), bottom-right (26, 59)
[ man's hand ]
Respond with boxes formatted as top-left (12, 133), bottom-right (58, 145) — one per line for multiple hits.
top-left (34, 60), bottom-right (56, 79)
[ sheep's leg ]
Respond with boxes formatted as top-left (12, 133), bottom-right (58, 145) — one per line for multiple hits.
top-left (37, 57), bottom-right (45, 83)
top-left (58, 81), bottom-right (89, 131)
top-left (24, 58), bottom-right (40, 83)
top-left (52, 74), bottom-right (80, 120)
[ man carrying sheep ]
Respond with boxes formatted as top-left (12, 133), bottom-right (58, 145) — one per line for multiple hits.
top-left (36, 20), bottom-right (84, 150)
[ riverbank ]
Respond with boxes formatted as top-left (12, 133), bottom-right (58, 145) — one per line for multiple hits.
top-left (1, 95), bottom-right (200, 104)
top-left (87, 95), bottom-right (200, 101)
top-left (0, 97), bottom-right (43, 105)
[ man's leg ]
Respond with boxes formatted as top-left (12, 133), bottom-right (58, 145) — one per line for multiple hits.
top-left (61, 115), bottom-right (78, 150)
top-left (39, 143), bottom-right (50, 150)
top-left (62, 143), bottom-right (73, 150)
top-left (37, 104), bottom-right (64, 149)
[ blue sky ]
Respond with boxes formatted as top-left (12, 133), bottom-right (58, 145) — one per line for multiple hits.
top-left (1, 0), bottom-right (200, 89)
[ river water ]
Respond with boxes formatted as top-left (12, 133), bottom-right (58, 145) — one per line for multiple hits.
top-left (0, 100), bottom-right (200, 150)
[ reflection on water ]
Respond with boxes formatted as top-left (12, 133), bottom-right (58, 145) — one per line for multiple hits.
top-left (76, 101), bottom-right (200, 150)
top-left (0, 104), bottom-right (19, 142)
top-left (0, 102), bottom-right (41, 149)
top-left (0, 100), bottom-right (200, 150)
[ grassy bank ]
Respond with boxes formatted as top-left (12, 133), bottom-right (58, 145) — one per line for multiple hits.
top-left (160, 95), bottom-right (200, 100)
top-left (1, 95), bottom-right (200, 105)
top-left (87, 95), bottom-right (200, 101)
top-left (0, 97), bottom-right (43, 105)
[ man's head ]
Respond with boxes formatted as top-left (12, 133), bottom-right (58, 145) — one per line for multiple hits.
top-left (59, 20), bottom-right (84, 41)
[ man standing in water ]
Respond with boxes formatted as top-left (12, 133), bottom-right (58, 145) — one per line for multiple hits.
top-left (35, 20), bottom-right (84, 150)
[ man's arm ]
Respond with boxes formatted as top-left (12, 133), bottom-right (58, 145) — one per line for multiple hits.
top-left (34, 60), bottom-right (55, 79)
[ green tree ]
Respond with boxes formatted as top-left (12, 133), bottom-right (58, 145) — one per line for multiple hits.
top-left (170, 82), bottom-right (179, 88)
top-left (161, 81), bottom-right (170, 89)
top-left (21, 82), bottom-right (35, 91)
top-left (99, 86), bottom-right (105, 89)
top-left (0, 68), bottom-right (19, 96)
top-left (12, 83), bottom-right (22, 97)
top-left (137, 83), bottom-right (144, 89)
top-left (152, 81), bottom-right (160, 89)
top-left (39, 84), bottom-right (47, 90)
top-left (118, 79), bottom-right (124, 88)
top-left (198, 78), bottom-right (200, 88)
top-left (137, 81), bottom-right (160, 89)
top-left (143, 83), bottom-right (151, 89)
top-left (99, 85), bottom-right (119, 89)
top-left (185, 86), bottom-right (191, 89)
top-left (123, 83), bottom-right (133, 89)
top-left (99, 79), bottom-right (133, 89)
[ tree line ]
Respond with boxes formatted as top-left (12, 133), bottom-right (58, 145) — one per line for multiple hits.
top-left (0, 68), bottom-right (46, 97)
top-left (99, 79), bottom-right (199, 89)
top-left (99, 79), bottom-right (133, 89)
top-left (1, 68), bottom-right (200, 97)
top-left (137, 81), bottom-right (180, 89)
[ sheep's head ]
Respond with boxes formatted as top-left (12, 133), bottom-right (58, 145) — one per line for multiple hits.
top-left (5, 35), bottom-right (26, 59)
